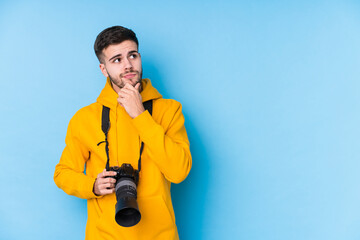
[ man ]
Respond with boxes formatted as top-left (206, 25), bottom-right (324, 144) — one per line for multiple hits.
top-left (54, 26), bottom-right (192, 240)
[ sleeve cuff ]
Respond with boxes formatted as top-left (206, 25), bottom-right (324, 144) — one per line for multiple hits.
top-left (87, 177), bottom-right (103, 199)
top-left (132, 110), bottom-right (159, 141)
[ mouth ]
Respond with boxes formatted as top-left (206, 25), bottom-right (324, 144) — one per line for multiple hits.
top-left (123, 72), bottom-right (137, 79)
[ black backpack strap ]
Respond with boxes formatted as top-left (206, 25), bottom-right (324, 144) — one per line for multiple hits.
top-left (143, 100), bottom-right (152, 115)
top-left (100, 106), bottom-right (111, 170)
top-left (101, 106), bottom-right (110, 134)
top-left (100, 100), bottom-right (153, 171)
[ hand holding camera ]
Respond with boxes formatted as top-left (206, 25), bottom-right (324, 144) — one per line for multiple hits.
top-left (93, 165), bottom-right (141, 227)
top-left (108, 163), bottom-right (141, 227)
top-left (93, 169), bottom-right (117, 196)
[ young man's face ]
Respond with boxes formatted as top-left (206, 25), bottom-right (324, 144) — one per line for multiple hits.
top-left (99, 40), bottom-right (142, 92)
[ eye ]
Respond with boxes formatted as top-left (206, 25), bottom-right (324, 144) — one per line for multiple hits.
top-left (129, 53), bottom-right (138, 59)
top-left (114, 58), bottom-right (121, 63)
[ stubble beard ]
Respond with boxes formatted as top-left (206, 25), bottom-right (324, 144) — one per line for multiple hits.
top-left (108, 69), bottom-right (143, 92)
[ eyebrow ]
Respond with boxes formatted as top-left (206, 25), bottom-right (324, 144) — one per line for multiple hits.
top-left (108, 54), bottom-right (121, 62)
top-left (108, 50), bottom-right (139, 62)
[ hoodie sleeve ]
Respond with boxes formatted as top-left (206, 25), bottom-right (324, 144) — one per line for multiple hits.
top-left (132, 100), bottom-right (192, 183)
top-left (54, 115), bottom-right (99, 199)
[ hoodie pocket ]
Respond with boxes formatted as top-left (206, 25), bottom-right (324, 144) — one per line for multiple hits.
top-left (135, 195), bottom-right (176, 237)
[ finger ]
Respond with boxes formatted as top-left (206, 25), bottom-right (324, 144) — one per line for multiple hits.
top-left (99, 182), bottom-right (114, 190)
top-left (118, 91), bottom-right (132, 99)
top-left (99, 188), bottom-right (115, 195)
top-left (104, 177), bottom-right (116, 183)
top-left (97, 177), bottom-right (116, 186)
top-left (118, 92), bottom-right (133, 100)
top-left (103, 171), bottom-right (117, 177)
top-left (135, 82), bottom-right (140, 91)
top-left (102, 185), bottom-right (115, 192)
top-left (117, 94), bottom-right (125, 99)
top-left (97, 169), bottom-right (107, 178)
top-left (118, 86), bottom-right (132, 93)
top-left (124, 83), bottom-right (135, 89)
top-left (99, 170), bottom-right (117, 179)
top-left (105, 183), bottom-right (115, 189)
top-left (106, 188), bottom-right (115, 194)
top-left (124, 83), bottom-right (139, 93)
top-left (96, 178), bottom-right (107, 186)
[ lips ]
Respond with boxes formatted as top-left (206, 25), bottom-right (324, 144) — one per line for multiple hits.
top-left (123, 73), bottom-right (137, 79)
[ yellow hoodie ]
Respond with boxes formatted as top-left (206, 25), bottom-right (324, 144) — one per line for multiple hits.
top-left (54, 78), bottom-right (192, 240)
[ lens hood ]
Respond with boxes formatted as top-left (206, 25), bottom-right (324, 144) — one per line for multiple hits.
top-left (115, 197), bottom-right (141, 227)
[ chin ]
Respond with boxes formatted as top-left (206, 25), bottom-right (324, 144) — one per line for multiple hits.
top-left (125, 78), bottom-right (141, 86)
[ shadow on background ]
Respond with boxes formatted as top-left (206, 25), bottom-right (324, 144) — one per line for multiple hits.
top-left (172, 117), bottom-right (210, 240)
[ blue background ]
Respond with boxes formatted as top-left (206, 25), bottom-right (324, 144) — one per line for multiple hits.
top-left (1, 0), bottom-right (360, 239)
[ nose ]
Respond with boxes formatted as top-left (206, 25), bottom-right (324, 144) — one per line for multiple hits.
top-left (123, 57), bottom-right (133, 70)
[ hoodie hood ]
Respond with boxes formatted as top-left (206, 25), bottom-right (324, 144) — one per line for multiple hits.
top-left (97, 78), bottom-right (162, 110)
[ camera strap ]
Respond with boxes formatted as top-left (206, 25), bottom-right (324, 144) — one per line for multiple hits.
top-left (99, 100), bottom-right (153, 171)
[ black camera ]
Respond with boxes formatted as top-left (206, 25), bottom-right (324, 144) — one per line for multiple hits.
top-left (108, 163), bottom-right (141, 227)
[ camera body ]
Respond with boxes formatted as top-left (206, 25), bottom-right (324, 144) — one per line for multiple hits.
top-left (108, 163), bottom-right (141, 227)
top-left (109, 163), bottom-right (139, 186)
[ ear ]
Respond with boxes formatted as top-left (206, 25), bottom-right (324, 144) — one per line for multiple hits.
top-left (99, 63), bottom-right (109, 77)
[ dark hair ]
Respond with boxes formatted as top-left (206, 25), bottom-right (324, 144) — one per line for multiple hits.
top-left (94, 26), bottom-right (139, 63)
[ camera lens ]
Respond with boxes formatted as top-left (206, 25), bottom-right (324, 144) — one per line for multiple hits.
top-left (114, 178), bottom-right (141, 227)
